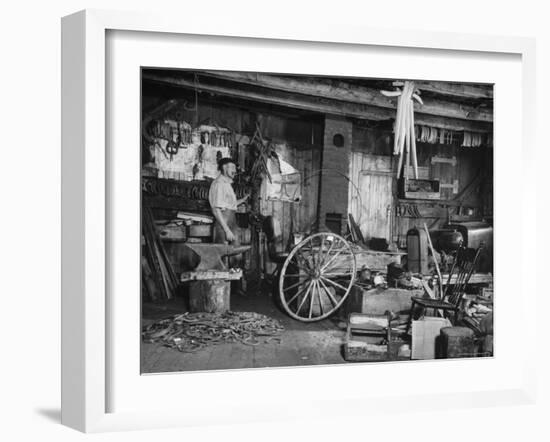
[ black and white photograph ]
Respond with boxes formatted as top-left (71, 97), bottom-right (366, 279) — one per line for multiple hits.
top-left (141, 68), bottom-right (494, 373)
top-left (140, 69), bottom-right (494, 373)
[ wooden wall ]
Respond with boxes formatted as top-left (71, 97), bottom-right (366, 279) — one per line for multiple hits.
top-left (260, 144), bottom-right (322, 252)
top-left (351, 125), bottom-right (493, 247)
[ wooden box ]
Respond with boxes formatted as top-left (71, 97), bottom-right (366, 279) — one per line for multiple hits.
top-left (399, 177), bottom-right (440, 200)
top-left (343, 313), bottom-right (393, 362)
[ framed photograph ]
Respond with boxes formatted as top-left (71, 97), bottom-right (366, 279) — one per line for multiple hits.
top-left (62, 9), bottom-right (536, 432)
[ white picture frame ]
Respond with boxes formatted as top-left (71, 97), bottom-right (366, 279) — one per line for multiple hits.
top-left (61, 9), bottom-right (537, 433)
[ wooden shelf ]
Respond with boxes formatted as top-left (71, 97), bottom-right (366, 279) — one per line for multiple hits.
top-left (397, 198), bottom-right (479, 207)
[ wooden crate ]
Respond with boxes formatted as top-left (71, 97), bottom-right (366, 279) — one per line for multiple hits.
top-left (344, 313), bottom-right (394, 362)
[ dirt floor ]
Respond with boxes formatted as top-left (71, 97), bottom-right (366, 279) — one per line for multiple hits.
top-left (141, 285), bottom-right (350, 374)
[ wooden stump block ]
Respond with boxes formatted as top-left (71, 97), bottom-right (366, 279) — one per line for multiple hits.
top-left (189, 280), bottom-right (230, 313)
top-left (440, 326), bottom-right (475, 358)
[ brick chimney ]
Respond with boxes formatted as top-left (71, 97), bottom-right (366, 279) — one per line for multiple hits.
top-left (318, 117), bottom-right (353, 236)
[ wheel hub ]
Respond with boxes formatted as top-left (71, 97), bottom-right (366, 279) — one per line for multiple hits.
top-left (309, 267), bottom-right (321, 279)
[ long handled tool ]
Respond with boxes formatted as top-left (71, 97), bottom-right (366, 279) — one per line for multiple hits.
top-left (423, 222), bottom-right (443, 299)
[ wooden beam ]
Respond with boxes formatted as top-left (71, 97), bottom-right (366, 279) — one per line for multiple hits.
top-left (143, 73), bottom-right (492, 133)
top-left (414, 81), bottom-right (493, 99)
top-left (200, 71), bottom-right (493, 122)
top-left (144, 72), bottom-right (390, 119)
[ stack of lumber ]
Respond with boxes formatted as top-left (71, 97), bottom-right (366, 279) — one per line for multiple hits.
top-left (142, 207), bottom-right (179, 301)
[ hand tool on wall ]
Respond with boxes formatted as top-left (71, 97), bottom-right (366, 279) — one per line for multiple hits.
top-left (142, 99), bottom-right (178, 145)
top-left (166, 139), bottom-right (179, 161)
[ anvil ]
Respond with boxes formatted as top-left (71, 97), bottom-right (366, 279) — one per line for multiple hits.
top-left (183, 243), bottom-right (251, 271)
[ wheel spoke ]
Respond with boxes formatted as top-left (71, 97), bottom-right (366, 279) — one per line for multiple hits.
top-left (323, 254), bottom-right (354, 273)
top-left (321, 246), bottom-right (346, 272)
top-left (312, 247), bottom-right (321, 270)
top-left (320, 235), bottom-right (326, 266)
top-left (311, 245), bottom-right (318, 270)
top-left (294, 251), bottom-right (312, 272)
top-left (295, 280), bottom-right (314, 314)
top-left (308, 281), bottom-right (316, 319)
top-left (318, 238), bottom-right (336, 268)
top-left (319, 277), bottom-right (339, 307)
top-left (286, 279), bottom-right (312, 305)
top-left (290, 256), bottom-right (310, 273)
top-left (282, 277), bottom-right (310, 293)
top-left (315, 280), bottom-right (324, 317)
top-left (305, 240), bottom-right (317, 269)
top-left (320, 275), bottom-right (349, 292)
top-left (322, 272), bottom-right (354, 277)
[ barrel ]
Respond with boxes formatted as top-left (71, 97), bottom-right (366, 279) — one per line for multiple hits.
top-left (440, 327), bottom-right (475, 358)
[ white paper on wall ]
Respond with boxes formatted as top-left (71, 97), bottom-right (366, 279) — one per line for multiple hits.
top-left (263, 157), bottom-right (302, 202)
top-left (153, 138), bottom-right (229, 181)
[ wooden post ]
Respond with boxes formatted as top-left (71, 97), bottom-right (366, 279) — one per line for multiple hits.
top-left (247, 112), bottom-right (263, 285)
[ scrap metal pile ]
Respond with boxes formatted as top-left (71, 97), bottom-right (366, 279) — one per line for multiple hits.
top-left (142, 311), bottom-right (285, 353)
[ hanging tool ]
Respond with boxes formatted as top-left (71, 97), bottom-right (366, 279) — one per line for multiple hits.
top-left (381, 81), bottom-right (423, 179)
top-left (166, 139), bottom-right (179, 161)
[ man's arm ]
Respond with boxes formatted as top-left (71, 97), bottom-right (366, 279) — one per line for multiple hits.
top-left (208, 179), bottom-right (237, 242)
top-left (236, 193), bottom-right (250, 206)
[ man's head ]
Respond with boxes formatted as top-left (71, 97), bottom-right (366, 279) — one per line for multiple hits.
top-left (218, 157), bottom-right (237, 180)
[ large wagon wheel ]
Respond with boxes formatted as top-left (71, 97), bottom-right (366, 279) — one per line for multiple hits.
top-left (278, 232), bottom-right (357, 322)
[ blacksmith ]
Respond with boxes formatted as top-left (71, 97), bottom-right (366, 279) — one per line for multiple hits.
top-left (208, 158), bottom-right (249, 293)
top-left (208, 157), bottom-right (249, 245)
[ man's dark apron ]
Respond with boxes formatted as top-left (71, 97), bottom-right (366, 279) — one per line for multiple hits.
top-left (212, 209), bottom-right (241, 268)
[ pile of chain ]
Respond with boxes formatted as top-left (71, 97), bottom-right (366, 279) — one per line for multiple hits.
top-left (142, 311), bottom-right (285, 353)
